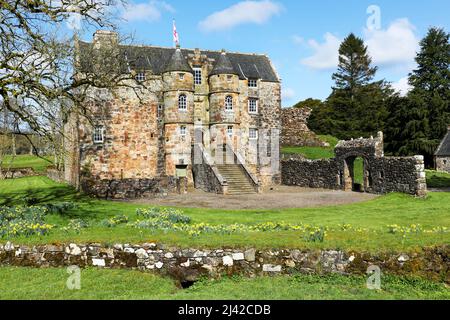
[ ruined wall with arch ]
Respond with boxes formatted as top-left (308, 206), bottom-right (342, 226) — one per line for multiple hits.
top-left (282, 132), bottom-right (427, 197)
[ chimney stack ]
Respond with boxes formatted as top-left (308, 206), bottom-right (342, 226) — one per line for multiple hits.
top-left (93, 30), bottom-right (118, 48)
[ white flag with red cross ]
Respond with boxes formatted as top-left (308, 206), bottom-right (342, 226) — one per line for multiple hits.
top-left (173, 20), bottom-right (179, 46)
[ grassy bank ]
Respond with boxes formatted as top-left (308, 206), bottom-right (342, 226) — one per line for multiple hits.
top-left (0, 176), bottom-right (448, 252)
top-left (1, 155), bottom-right (53, 173)
top-left (0, 267), bottom-right (448, 300)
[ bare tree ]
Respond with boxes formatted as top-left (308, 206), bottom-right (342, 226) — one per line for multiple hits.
top-left (0, 0), bottom-right (138, 152)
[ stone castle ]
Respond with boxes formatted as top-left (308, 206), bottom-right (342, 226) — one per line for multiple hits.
top-left (64, 31), bottom-right (281, 198)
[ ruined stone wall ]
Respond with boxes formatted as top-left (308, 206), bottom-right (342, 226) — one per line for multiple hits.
top-left (0, 168), bottom-right (37, 180)
top-left (282, 134), bottom-right (427, 196)
top-left (380, 156), bottom-right (427, 196)
top-left (281, 158), bottom-right (339, 189)
top-left (80, 177), bottom-right (176, 199)
top-left (46, 168), bottom-right (65, 183)
top-left (436, 156), bottom-right (450, 173)
top-left (1, 242), bottom-right (447, 283)
top-left (258, 81), bottom-right (282, 187)
top-left (281, 107), bottom-right (327, 147)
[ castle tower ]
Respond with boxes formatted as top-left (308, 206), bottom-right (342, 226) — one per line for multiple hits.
top-left (162, 46), bottom-right (194, 181)
top-left (208, 50), bottom-right (240, 156)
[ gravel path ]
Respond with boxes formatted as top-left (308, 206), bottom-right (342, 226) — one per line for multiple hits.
top-left (131, 186), bottom-right (378, 210)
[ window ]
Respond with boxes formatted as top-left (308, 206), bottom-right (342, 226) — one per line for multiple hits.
top-left (180, 125), bottom-right (187, 137)
top-left (193, 68), bottom-right (202, 85)
top-left (248, 99), bottom-right (258, 114)
top-left (225, 96), bottom-right (233, 111)
top-left (249, 128), bottom-right (258, 140)
top-left (178, 94), bottom-right (187, 111)
top-left (227, 75), bottom-right (233, 82)
top-left (227, 126), bottom-right (233, 137)
top-left (178, 73), bottom-right (185, 80)
top-left (135, 72), bottom-right (146, 82)
top-left (93, 126), bottom-right (104, 143)
top-left (158, 104), bottom-right (164, 111)
top-left (248, 79), bottom-right (257, 88)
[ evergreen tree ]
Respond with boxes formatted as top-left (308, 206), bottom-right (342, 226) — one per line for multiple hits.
top-left (409, 27), bottom-right (450, 140)
top-left (309, 33), bottom-right (391, 139)
top-left (385, 27), bottom-right (449, 166)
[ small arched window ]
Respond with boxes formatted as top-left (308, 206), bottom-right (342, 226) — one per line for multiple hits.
top-left (225, 96), bottom-right (233, 111)
top-left (178, 94), bottom-right (187, 111)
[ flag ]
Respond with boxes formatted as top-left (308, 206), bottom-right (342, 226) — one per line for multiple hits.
top-left (173, 20), bottom-right (179, 47)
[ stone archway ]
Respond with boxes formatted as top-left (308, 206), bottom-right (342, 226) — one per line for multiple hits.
top-left (343, 155), bottom-right (370, 192)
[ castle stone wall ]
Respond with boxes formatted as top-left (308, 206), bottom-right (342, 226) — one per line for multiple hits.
top-left (281, 107), bottom-right (328, 147)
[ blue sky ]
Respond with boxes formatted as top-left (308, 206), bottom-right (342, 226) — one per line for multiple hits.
top-left (78, 0), bottom-right (450, 107)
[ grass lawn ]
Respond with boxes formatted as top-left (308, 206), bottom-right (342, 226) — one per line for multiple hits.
top-left (0, 267), bottom-right (448, 300)
top-left (281, 135), bottom-right (339, 160)
top-left (282, 135), bottom-right (364, 184)
top-left (1, 155), bottom-right (53, 173)
top-left (0, 176), bottom-right (449, 252)
top-left (426, 170), bottom-right (450, 188)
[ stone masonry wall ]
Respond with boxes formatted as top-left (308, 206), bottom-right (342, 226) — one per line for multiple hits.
top-left (281, 107), bottom-right (327, 147)
top-left (281, 133), bottom-right (427, 196)
top-left (1, 242), bottom-right (447, 283)
top-left (436, 156), bottom-right (450, 173)
top-left (281, 158), bottom-right (339, 189)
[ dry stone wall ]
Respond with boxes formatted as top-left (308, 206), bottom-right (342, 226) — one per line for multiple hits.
top-left (281, 107), bottom-right (327, 147)
top-left (282, 133), bottom-right (427, 196)
top-left (1, 242), bottom-right (447, 283)
top-left (0, 168), bottom-right (37, 180)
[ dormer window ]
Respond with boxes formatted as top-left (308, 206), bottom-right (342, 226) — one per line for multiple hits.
top-left (93, 125), bottom-right (104, 144)
top-left (178, 94), bottom-right (187, 111)
top-left (135, 72), bottom-right (146, 82)
top-left (225, 96), bottom-right (233, 112)
top-left (193, 68), bottom-right (202, 85)
top-left (248, 79), bottom-right (258, 88)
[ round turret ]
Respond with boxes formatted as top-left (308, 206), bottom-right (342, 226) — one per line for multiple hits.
top-left (162, 46), bottom-right (194, 124)
top-left (208, 50), bottom-right (240, 125)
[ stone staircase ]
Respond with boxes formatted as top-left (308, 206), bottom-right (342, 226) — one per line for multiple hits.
top-left (215, 164), bottom-right (257, 195)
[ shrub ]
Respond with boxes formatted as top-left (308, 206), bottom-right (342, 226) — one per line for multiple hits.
top-left (100, 215), bottom-right (129, 228)
top-left (0, 205), bottom-right (53, 238)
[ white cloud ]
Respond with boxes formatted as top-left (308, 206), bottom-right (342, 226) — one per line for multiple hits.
top-left (122, 1), bottom-right (174, 22)
top-left (391, 76), bottom-right (412, 96)
top-left (282, 87), bottom-right (296, 101)
top-left (365, 18), bottom-right (419, 69)
top-left (300, 33), bottom-right (341, 70)
top-left (198, 0), bottom-right (282, 32)
top-left (292, 35), bottom-right (304, 45)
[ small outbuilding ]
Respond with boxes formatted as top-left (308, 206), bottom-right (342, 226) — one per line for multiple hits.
top-left (435, 126), bottom-right (450, 173)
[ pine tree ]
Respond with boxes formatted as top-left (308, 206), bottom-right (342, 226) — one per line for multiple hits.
top-left (386, 27), bottom-right (450, 166)
top-left (409, 27), bottom-right (450, 140)
top-left (310, 33), bottom-right (391, 139)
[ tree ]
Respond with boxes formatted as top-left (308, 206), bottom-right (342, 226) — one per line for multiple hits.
top-left (409, 27), bottom-right (450, 140)
top-left (385, 27), bottom-right (449, 166)
top-left (309, 33), bottom-right (391, 139)
top-left (332, 34), bottom-right (377, 96)
top-left (0, 1), bottom-right (135, 158)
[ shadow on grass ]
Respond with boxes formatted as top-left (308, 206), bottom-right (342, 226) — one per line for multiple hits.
top-left (427, 174), bottom-right (450, 188)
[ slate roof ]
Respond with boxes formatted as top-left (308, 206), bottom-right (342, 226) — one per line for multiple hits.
top-left (163, 47), bottom-right (193, 73)
top-left (209, 51), bottom-right (239, 76)
top-left (78, 41), bottom-right (279, 82)
top-left (435, 130), bottom-right (450, 156)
